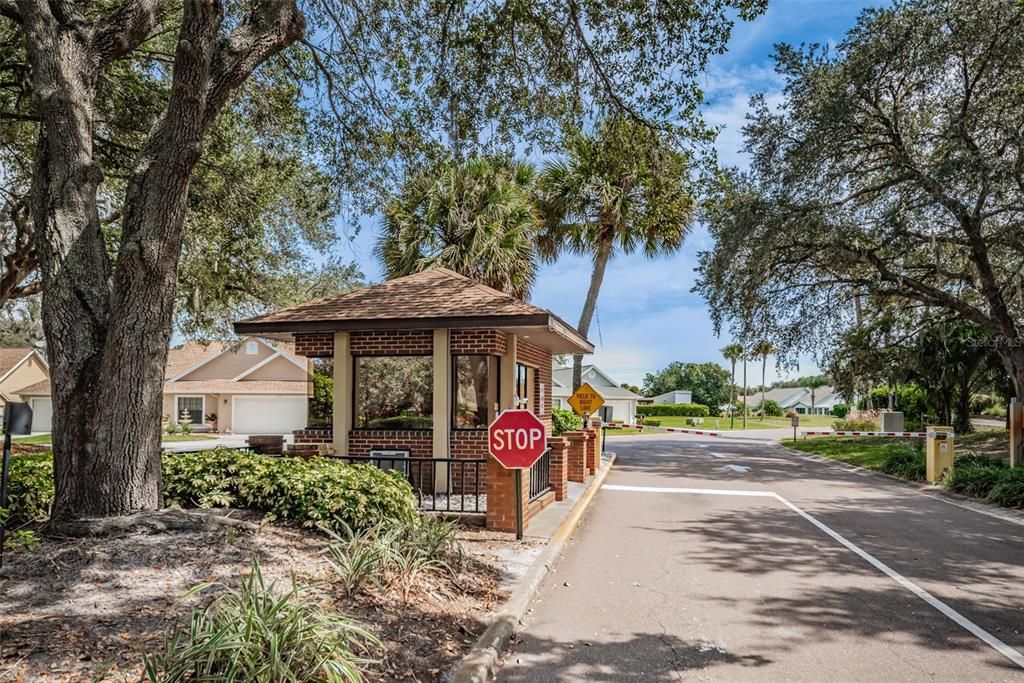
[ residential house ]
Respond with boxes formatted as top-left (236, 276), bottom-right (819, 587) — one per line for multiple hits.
top-left (12, 337), bottom-right (313, 434)
top-left (650, 389), bottom-right (694, 405)
top-left (552, 364), bottom-right (642, 422)
top-left (0, 347), bottom-right (50, 430)
top-left (754, 386), bottom-right (842, 415)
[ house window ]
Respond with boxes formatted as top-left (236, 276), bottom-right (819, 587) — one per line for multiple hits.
top-left (308, 358), bottom-right (333, 428)
top-left (245, 341), bottom-right (259, 355)
top-left (177, 396), bottom-right (204, 424)
top-left (453, 355), bottom-right (498, 429)
top-left (355, 356), bottom-right (433, 429)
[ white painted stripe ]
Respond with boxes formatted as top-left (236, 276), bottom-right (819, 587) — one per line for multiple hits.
top-left (602, 484), bottom-right (775, 497)
top-left (601, 483), bottom-right (1024, 669)
top-left (774, 494), bottom-right (1024, 670)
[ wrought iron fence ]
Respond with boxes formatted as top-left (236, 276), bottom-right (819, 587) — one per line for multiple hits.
top-left (337, 454), bottom-right (487, 513)
top-left (528, 447), bottom-right (551, 501)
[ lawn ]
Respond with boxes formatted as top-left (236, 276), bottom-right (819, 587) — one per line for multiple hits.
top-left (787, 436), bottom-right (925, 471)
top-left (13, 432), bottom-right (211, 445)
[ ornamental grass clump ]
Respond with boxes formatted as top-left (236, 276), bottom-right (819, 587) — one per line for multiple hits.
top-left (324, 516), bottom-right (464, 601)
top-left (143, 558), bottom-right (378, 683)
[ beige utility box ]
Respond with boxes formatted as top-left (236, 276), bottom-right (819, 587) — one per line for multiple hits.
top-left (926, 426), bottom-right (955, 483)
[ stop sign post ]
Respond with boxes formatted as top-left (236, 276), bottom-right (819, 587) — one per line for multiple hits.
top-left (488, 410), bottom-right (548, 539)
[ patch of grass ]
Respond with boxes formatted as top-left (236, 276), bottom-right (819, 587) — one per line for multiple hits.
top-left (787, 436), bottom-right (925, 471)
top-left (12, 433), bottom-right (52, 444)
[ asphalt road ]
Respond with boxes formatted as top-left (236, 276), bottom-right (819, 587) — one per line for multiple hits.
top-left (499, 432), bottom-right (1024, 682)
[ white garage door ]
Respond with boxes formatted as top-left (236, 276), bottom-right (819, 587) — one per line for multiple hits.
top-left (233, 395), bottom-right (307, 435)
top-left (30, 397), bottom-right (53, 432)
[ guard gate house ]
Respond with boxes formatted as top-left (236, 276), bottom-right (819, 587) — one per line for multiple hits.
top-left (233, 268), bottom-right (595, 532)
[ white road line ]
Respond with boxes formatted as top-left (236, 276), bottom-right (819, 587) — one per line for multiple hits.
top-left (602, 484), bottom-right (774, 497)
top-left (601, 483), bottom-right (1024, 670)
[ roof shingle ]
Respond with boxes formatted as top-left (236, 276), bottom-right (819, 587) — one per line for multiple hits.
top-left (0, 348), bottom-right (33, 378)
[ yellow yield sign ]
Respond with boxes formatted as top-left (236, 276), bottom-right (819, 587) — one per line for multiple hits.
top-left (568, 382), bottom-right (605, 417)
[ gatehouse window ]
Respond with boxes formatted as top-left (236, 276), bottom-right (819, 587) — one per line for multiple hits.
top-left (354, 356), bottom-right (433, 429)
top-left (308, 357), bottom-right (333, 428)
top-left (453, 355), bottom-right (499, 429)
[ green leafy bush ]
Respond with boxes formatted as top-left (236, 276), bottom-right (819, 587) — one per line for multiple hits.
top-left (831, 404), bottom-right (849, 419)
top-left (881, 446), bottom-right (926, 481)
top-left (636, 403), bottom-right (710, 417)
top-left (144, 558), bottom-right (378, 682)
top-left (363, 415), bottom-right (432, 429)
top-left (833, 419), bottom-right (878, 432)
top-left (643, 419), bottom-right (662, 427)
top-left (954, 453), bottom-right (1007, 469)
top-left (985, 468), bottom-right (1024, 508)
top-left (756, 400), bottom-right (783, 417)
top-left (162, 448), bottom-right (417, 531)
top-left (6, 455), bottom-right (55, 525)
top-left (552, 407), bottom-right (583, 435)
top-left (944, 465), bottom-right (1005, 498)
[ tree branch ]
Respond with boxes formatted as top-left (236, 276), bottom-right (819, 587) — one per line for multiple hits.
top-left (0, 0), bottom-right (20, 22)
top-left (92, 0), bottom-right (165, 66)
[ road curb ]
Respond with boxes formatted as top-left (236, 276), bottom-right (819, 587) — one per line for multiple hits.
top-left (450, 453), bottom-right (616, 683)
top-left (774, 440), bottom-right (1024, 528)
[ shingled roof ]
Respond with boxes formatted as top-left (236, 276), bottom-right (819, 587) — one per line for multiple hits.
top-left (234, 268), bottom-right (593, 353)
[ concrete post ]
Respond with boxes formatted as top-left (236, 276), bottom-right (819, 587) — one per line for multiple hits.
top-left (331, 332), bottom-right (351, 456)
top-left (432, 329), bottom-right (450, 491)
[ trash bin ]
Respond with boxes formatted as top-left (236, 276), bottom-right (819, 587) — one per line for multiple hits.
top-left (926, 426), bottom-right (954, 483)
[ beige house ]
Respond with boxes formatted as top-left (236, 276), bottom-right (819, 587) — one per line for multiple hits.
top-left (10, 337), bottom-right (312, 435)
top-left (0, 348), bottom-right (51, 430)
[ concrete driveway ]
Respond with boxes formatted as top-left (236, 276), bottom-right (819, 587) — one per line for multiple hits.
top-left (499, 433), bottom-right (1024, 681)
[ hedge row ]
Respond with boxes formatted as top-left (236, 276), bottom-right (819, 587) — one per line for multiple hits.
top-left (636, 403), bottom-right (710, 417)
top-left (4, 448), bottom-right (417, 531)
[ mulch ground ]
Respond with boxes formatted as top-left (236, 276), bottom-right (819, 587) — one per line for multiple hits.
top-left (0, 515), bottom-right (525, 682)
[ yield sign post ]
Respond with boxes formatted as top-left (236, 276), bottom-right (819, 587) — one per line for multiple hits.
top-left (488, 409), bottom-right (548, 539)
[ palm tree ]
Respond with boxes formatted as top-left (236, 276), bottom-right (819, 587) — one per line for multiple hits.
top-left (752, 340), bottom-right (776, 418)
top-left (803, 377), bottom-right (828, 414)
top-left (721, 343), bottom-right (743, 428)
top-left (377, 157), bottom-right (540, 298)
top-left (538, 117), bottom-right (697, 389)
top-left (742, 351), bottom-right (749, 429)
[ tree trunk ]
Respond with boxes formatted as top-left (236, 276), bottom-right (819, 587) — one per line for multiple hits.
top-left (18, 0), bottom-right (304, 521)
top-left (730, 361), bottom-right (736, 429)
top-left (573, 235), bottom-right (613, 391)
top-left (760, 356), bottom-right (767, 417)
top-left (742, 356), bottom-right (747, 429)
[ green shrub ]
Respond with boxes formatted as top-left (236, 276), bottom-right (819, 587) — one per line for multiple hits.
top-left (164, 421), bottom-right (180, 435)
top-left (5, 455), bottom-right (55, 526)
top-left (162, 448), bottom-right (417, 531)
top-left (643, 419), bottom-right (662, 427)
top-left (944, 465), bottom-right (1005, 498)
top-left (954, 453), bottom-right (1007, 469)
top-left (636, 403), bottom-right (710, 417)
top-left (552, 407), bottom-right (583, 435)
top-left (881, 446), bottom-right (926, 481)
top-left (831, 404), bottom-right (849, 419)
top-left (985, 468), bottom-right (1024, 508)
top-left (363, 415), bottom-right (432, 429)
top-left (833, 418), bottom-right (878, 432)
top-left (144, 558), bottom-right (378, 682)
top-left (757, 400), bottom-right (783, 417)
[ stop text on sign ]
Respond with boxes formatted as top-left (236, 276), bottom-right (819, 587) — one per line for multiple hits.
top-left (491, 427), bottom-right (544, 451)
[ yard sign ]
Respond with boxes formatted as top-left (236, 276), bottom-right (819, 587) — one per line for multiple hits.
top-left (568, 382), bottom-right (604, 417)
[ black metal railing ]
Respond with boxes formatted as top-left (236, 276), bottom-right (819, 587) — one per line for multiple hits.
top-left (338, 455), bottom-right (487, 513)
top-left (528, 448), bottom-right (551, 501)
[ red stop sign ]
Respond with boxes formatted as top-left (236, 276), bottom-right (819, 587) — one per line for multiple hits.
top-left (488, 409), bottom-right (548, 469)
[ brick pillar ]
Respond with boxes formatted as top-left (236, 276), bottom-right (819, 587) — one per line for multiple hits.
top-left (485, 456), bottom-right (529, 533)
top-left (589, 416), bottom-right (604, 468)
top-left (565, 431), bottom-right (588, 483)
top-left (548, 436), bottom-right (569, 501)
top-left (584, 427), bottom-right (599, 474)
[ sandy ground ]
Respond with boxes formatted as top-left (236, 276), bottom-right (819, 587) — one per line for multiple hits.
top-left (0, 515), bottom-right (537, 682)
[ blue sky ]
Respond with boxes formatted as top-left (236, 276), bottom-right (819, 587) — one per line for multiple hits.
top-left (332, 0), bottom-right (888, 387)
